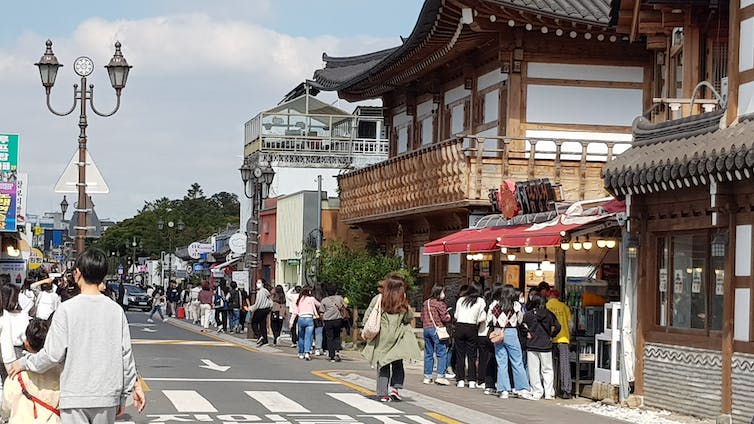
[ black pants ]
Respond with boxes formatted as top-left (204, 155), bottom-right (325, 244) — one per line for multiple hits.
top-left (252, 308), bottom-right (271, 343)
top-left (453, 323), bottom-right (479, 383)
top-left (240, 310), bottom-right (248, 329)
top-left (477, 335), bottom-right (496, 387)
top-left (324, 319), bottom-right (342, 359)
top-left (377, 360), bottom-right (405, 396)
top-left (215, 309), bottom-right (227, 331)
top-left (271, 316), bottom-right (284, 344)
top-left (290, 316), bottom-right (298, 344)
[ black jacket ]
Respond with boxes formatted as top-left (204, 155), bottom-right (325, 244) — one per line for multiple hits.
top-left (522, 308), bottom-right (561, 352)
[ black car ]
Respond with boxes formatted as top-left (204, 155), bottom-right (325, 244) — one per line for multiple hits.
top-left (108, 283), bottom-right (152, 311)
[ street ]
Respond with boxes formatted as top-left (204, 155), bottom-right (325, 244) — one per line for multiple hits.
top-left (117, 312), bottom-right (468, 424)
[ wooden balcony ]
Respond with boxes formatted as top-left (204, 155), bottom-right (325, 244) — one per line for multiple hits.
top-left (338, 136), bottom-right (631, 224)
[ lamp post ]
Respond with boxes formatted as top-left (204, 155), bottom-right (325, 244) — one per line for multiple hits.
top-left (60, 196), bottom-right (69, 221)
top-left (158, 219), bottom-right (184, 288)
top-left (239, 156), bottom-right (275, 296)
top-left (35, 40), bottom-right (132, 256)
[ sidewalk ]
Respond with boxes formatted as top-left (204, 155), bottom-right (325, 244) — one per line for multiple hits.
top-left (166, 317), bottom-right (713, 424)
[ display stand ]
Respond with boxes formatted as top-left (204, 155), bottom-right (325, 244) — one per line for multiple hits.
top-left (594, 302), bottom-right (621, 385)
top-left (571, 335), bottom-right (595, 396)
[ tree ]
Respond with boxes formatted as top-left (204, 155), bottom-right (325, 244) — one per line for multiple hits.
top-left (316, 241), bottom-right (415, 310)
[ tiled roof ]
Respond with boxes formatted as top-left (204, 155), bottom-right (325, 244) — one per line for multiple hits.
top-left (602, 114), bottom-right (754, 196)
top-left (489, 0), bottom-right (612, 25)
top-left (311, 48), bottom-right (398, 91)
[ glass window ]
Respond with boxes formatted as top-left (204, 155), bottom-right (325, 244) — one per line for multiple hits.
top-left (658, 238), bottom-right (668, 326)
top-left (451, 104), bottom-right (464, 135)
top-left (671, 234), bottom-right (707, 329)
top-left (484, 90), bottom-right (499, 123)
top-left (421, 117), bottom-right (433, 145)
top-left (710, 231), bottom-right (726, 331)
top-left (397, 127), bottom-right (408, 153)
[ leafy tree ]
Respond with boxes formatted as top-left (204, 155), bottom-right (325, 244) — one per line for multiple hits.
top-left (93, 184), bottom-right (239, 260)
top-left (316, 241), bottom-right (415, 310)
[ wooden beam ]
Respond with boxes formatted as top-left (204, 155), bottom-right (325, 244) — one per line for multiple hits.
top-left (721, 190), bottom-right (734, 415)
top-left (681, 14), bottom-right (701, 113)
top-left (727, 0), bottom-right (740, 126)
top-left (646, 35), bottom-right (669, 50)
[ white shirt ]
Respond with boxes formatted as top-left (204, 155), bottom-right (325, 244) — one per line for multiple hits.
top-left (18, 290), bottom-right (35, 315)
top-left (190, 286), bottom-right (201, 301)
top-left (1, 311), bottom-right (31, 365)
top-left (454, 296), bottom-right (487, 325)
top-left (35, 291), bottom-right (61, 320)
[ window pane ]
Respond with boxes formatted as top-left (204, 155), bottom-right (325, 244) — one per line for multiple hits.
top-left (658, 237), bottom-right (668, 326)
top-left (451, 104), bottom-right (464, 135)
top-left (710, 231), bottom-right (727, 331)
top-left (671, 234), bottom-right (707, 329)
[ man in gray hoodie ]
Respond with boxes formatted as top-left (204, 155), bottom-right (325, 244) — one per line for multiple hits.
top-left (10, 247), bottom-right (137, 424)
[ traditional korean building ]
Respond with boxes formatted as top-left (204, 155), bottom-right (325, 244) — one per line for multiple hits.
top-left (603, 1), bottom-right (752, 422)
top-left (311, 0), bottom-right (652, 293)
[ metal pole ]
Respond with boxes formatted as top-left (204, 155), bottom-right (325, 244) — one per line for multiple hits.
top-left (316, 175), bottom-right (322, 253)
top-left (75, 77), bottom-right (88, 255)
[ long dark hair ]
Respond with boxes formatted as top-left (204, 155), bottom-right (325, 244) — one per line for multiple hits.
top-left (0, 284), bottom-right (20, 313)
top-left (297, 286), bottom-right (313, 306)
top-left (461, 283), bottom-right (481, 308)
top-left (272, 285), bottom-right (286, 303)
top-left (429, 284), bottom-right (444, 300)
top-left (528, 291), bottom-right (547, 315)
top-left (499, 284), bottom-right (519, 315)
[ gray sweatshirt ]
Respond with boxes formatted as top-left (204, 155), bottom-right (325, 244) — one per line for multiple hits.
top-left (19, 294), bottom-right (137, 409)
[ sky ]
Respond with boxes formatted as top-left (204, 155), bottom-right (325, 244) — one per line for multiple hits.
top-left (1, 0), bottom-right (423, 221)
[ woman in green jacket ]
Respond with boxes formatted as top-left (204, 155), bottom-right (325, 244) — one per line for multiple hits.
top-left (362, 273), bottom-right (421, 402)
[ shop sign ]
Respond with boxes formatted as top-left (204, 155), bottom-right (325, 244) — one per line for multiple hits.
top-left (28, 248), bottom-right (44, 270)
top-left (0, 134), bottom-right (19, 177)
top-left (287, 259), bottom-right (300, 266)
top-left (188, 242), bottom-right (213, 259)
top-left (515, 178), bottom-right (555, 215)
top-left (192, 263), bottom-right (204, 273)
top-left (15, 173), bottom-right (27, 225)
top-left (0, 260), bottom-right (25, 286)
top-left (229, 233), bottom-right (247, 254)
top-left (0, 182), bottom-right (17, 232)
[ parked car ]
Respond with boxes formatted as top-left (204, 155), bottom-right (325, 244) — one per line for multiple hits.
top-left (107, 283), bottom-right (152, 311)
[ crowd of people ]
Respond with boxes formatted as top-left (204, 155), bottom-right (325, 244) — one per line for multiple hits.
top-left (0, 247), bottom-right (145, 424)
top-left (421, 281), bottom-right (573, 401)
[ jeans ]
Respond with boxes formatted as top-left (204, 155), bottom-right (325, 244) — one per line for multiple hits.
top-left (229, 309), bottom-right (240, 331)
top-left (495, 327), bottom-right (530, 393)
top-left (423, 327), bottom-right (448, 379)
top-left (297, 317), bottom-right (315, 355)
top-left (148, 305), bottom-right (164, 321)
top-left (377, 360), bottom-right (404, 396)
top-left (314, 325), bottom-right (323, 351)
top-left (324, 319), bottom-right (342, 359)
top-left (527, 351), bottom-right (554, 399)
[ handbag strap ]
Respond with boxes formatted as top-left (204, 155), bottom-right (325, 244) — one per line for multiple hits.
top-left (426, 300), bottom-right (440, 328)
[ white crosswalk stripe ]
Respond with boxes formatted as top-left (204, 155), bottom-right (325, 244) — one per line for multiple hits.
top-left (327, 392), bottom-right (402, 414)
top-left (162, 389), bottom-right (218, 412)
top-left (245, 391), bottom-right (311, 413)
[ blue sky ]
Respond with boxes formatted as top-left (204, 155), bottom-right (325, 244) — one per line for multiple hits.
top-left (0, 1), bottom-right (423, 221)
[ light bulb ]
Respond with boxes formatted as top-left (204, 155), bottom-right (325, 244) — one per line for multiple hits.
top-left (535, 268), bottom-right (544, 277)
top-left (572, 241), bottom-right (582, 251)
top-left (524, 246), bottom-right (534, 253)
top-left (507, 254), bottom-right (516, 261)
top-left (596, 239), bottom-right (606, 248)
top-left (541, 259), bottom-right (551, 267)
top-left (466, 254), bottom-right (473, 261)
top-left (583, 241), bottom-right (593, 250)
top-left (560, 243), bottom-right (570, 251)
top-left (500, 247), bottom-right (507, 254)
top-left (605, 240), bottom-right (616, 249)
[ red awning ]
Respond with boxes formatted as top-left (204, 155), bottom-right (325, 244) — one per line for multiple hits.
top-left (423, 227), bottom-right (508, 255)
top-left (496, 215), bottom-right (610, 248)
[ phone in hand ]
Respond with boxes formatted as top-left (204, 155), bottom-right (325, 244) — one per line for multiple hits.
top-left (49, 273), bottom-right (63, 278)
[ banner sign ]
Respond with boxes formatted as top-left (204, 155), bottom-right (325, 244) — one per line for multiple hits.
top-left (515, 178), bottom-right (556, 215)
top-left (188, 242), bottom-right (213, 259)
top-left (0, 182), bottom-right (18, 232)
top-left (16, 173), bottom-right (27, 225)
top-left (0, 260), bottom-right (25, 286)
top-left (0, 134), bottom-right (19, 179)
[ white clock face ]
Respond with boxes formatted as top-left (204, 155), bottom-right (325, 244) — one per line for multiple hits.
top-left (253, 168), bottom-right (262, 178)
top-left (73, 56), bottom-right (94, 77)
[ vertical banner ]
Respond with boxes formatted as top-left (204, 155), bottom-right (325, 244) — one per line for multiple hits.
top-left (16, 173), bottom-right (27, 225)
top-left (0, 134), bottom-right (19, 181)
top-left (0, 182), bottom-right (17, 232)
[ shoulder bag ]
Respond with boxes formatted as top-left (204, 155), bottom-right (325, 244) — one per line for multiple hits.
top-left (361, 294), bottom-right (382, 341)
top-left (427, 300), bottom-right (450, 340)
top-left (488, 311), bottom-right (510, 345)
top-left (338, 298), bottom-right (351, 321)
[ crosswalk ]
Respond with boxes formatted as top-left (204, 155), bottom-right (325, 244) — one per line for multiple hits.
top-left (117, 388), bottom-right (445, 423)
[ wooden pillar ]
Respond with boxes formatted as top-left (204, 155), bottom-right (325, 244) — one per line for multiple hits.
top-left (726, 0), bottom-right (741, 126)
top-left (633, 199), bottom-right (649, 395)
top-left (555, 246), bottom-right (566, 295)
top-left (721, 187), bottom-right (735, 415)
top-left (681, 14), bottom-right (701, 116)
top-left (506, 32), bottom-right (525, 155)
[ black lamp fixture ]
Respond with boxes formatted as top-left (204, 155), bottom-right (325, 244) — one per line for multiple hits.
top-left (60, 195), bottom-right (69, 219)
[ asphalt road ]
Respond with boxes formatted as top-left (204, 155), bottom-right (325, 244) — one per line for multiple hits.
top-left (117, 311), bottom-right (461, 424)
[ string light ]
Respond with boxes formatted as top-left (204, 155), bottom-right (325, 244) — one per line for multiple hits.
top-left (500, 247), bottom-right (507, 254)
top-left (597, 239), bottom-right (607, 248)
top-left (560, 242), bottom-right (570, 251)
top-left (605, 240), bottom-right (616, 249)
top-left (524, 246), bottom-right (534, 253)
top-left (572, 238), bottom-right (582, 251)
top-left (507, 254), bottom-right (517, 261)
top-left (583, 237), bottom-right (593, 250)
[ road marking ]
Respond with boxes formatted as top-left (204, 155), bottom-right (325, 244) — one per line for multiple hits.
top-left (245, 391), bottom-right (310, 413)
top-left (163, 390), bottom-right (217, 413)
top-left (144, 377), bottom-right (338, 384)
top-left (132, 339), bottom-right (234, 346)
top-left (199, 358), bottom-right (230, 372)
top-left (407, 416), bottom-right (438, 424)
top-left (424, 412), bottom-right (464, 424)
top-left (166, 319), bottom-right (261, 353)
top-left (141, 328), bottom-right (157, 333)
top-left (327, 393), bottom-right (401, 414)
top-left (311, 370), bottom-right (375, 395)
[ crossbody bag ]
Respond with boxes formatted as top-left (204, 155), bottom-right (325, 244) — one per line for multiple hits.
top-left (427, 300), bottom-right (450, 340)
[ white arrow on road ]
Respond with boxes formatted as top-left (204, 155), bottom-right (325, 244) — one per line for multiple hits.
top-left (141, 328), bottom-right (157, 333)
top-left (199, 359), bottom-right (230, 372)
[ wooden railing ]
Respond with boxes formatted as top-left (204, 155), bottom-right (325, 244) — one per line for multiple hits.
top-left (337, 135), bottom-right (631, 223)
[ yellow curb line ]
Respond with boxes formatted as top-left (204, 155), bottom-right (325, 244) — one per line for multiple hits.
top-left (310, 370), bottom-right (375, 396)
top-left (424, 412), bottom-right (464, 424)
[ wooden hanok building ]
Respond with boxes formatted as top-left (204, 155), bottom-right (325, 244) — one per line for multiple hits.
top-left (603, 0), bottom-right (754, 422)
top-left (310, 0), bottom-right (651, 292)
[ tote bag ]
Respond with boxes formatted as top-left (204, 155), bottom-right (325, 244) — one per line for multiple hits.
top-left (361, 294), bottom-right (382, 341)
top-left (426, 300), bottom-right (449, 340)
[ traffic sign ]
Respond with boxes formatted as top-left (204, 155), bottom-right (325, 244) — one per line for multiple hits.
top-left (193, 263), bottom-right (204, 273)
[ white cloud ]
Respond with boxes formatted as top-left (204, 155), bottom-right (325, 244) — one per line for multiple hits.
top-left (0, 13), bottom-right (394, 221)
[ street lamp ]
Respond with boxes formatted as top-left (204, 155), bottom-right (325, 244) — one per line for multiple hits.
top-left (60, 196), bottom-right (69, 220)
top-left (35, 40), bottom-right (132, 256)
top-left (158, 219), bottom-right (184, 288)
top-left (239, 157), bottom-right (275, 294)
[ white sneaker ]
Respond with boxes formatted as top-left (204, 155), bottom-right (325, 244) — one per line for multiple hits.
top-left (146, 319), bottom-right (154, 323)
top-left (305, 353), bottom-right (311, 361)
top-left (423, 378), bottom-right (432, 385)
top-left (446, 371), bottom-right (456, 379)
top-left (519, 390), bottom-right (539, 400)
top-left (315, 349), bottom-right (322, 356)
top-left (499, 391), bottom-right (509, 399)
top-left (468, 381), bottom-right (477, 389)
top-left (434, 378), bottom-right (450, 386)
top-left (456, 381), bottom-right (465, 388)
top-left (164, 318), bottom-right (169, 322)
top-left (298, 354), bottom-right (304, 360)
top-left (545, 395), bottom-right (555, 400)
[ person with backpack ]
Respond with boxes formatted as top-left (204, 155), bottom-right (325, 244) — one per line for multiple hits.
top-left (320, 284), bottom-right (347, 362)
top-left (227, 281), bottom-right (242, 333)
top-left (34, 281), bottom-right (60, 321)
top-left (213, 282), bottom-right (228, 333)
top-left (147, 287), bottom-right (166, 323)
top-left (166, 281), bottom-right (180, 317)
